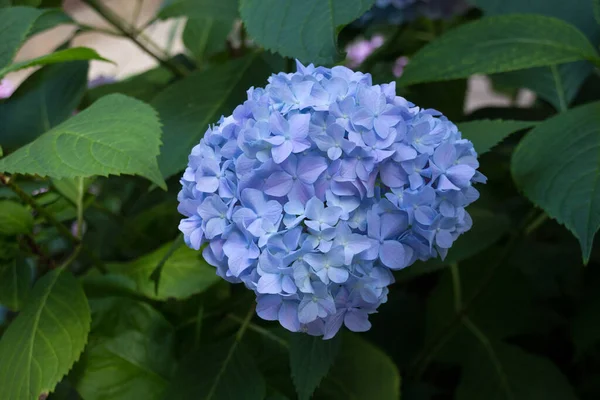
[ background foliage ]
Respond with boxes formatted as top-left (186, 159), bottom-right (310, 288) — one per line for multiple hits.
top-left (1, 0), bottom-right (600, 399)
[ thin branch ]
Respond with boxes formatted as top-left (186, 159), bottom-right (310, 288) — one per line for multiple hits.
top-left (0, 174), bottom-right (107, 274)
top-left (82, 0), bottom-right (187, 78)
top-left (227, 313), bottom-right (290, 349)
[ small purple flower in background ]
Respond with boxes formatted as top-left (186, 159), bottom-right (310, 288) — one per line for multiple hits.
top-left (177, 60), bottom-right (485, 339)
top-left (393, 56), bottom-right (410, 78)
top-left (87, 75), bottom-right (116, 89)
top-left (0, 79), bottom-right (15, 99)
top-left (345, 35), bottom-right (384, 68)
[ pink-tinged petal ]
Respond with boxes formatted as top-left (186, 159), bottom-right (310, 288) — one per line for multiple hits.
top-left (297, 156), bottom-right (328, 184)
top-left (436, 230), bottom-right (454, 248)
top-left (437, 174), bottom-right (460, 191)
top-left (433, 143), bottom-right (456, 170)
top-left (447, 164), bottom-right (475, 188)
top-left (380, 162), bottom-right (408, 189)
top-left (344, 311), bottom-right (371, 332)
top-left (379, 240), bottom-right (407, 270)
top-left (257, 274), bottom-right (283, 294)
top-left (323, 311), bottom-right (345, 340)
top-left (272, 140), bottom-right (294, 164)
top-left (328, 267), bottom-right (349, 284)
top-left (264, 172), bottom-right (294, 197)
top-left (288, 113), bottom-right (310, 139)
top-left (195, 176), bottom-right (220, 193)
top-left (279, 301), bottom-right (301, 332)
top-left (256, 295), bottom-right (281, 320)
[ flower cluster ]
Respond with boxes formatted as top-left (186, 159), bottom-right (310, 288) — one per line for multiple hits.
top-left (178, 61), bottom-right (485, 338)
top-left (359, 0), bottom-right (469, 25)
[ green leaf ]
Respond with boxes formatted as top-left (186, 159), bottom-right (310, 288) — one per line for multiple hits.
top-left (0, 256), bottom-right (32, 310)
top-left (396, 207), bottom-right (511, 280)
top-left (0, 269), bottom-right (91, 400)
top-left (28, 8), bottom-right (73, 37)
top-left (239, 0), bottom-right (375, 64)
top-left (0, 199), bottom-right (33, 235)
top-left (400, 14), bottom-right (600, 86)
top-left (0, 94), bottom-right (167, 190)
top-left (158, 0), bottom-right (239, 20)
top-left (315, 334), bottom-right (401, 400)
top-left (153, 53), bottom-right (274, 178)
top-left (512, 101), bottom-right (600, 262)
top-left (75, 331), bottom-right (174, 400)
top-left (493, 62), bottom-right (592, 112)
top-left (73, 297), bottom-right (176, 400)
top-left (52, 177), bottom-right (93, 205)
top-left (471, 0), bottom-right (600, 112)
top-left (572, 289), bottom-right (600, 356)
top-left (0, 61), bottom-right (89, 151)
top-left (105, 243), bottom-right (220, 301)
top-left (13, 0), bottom-right (41, 6)
top-left (167, 338), bottom-right (266, 400)
top-left (0, 6), bottom-right (43, 71)
top-left (0, 47), bottom-right (111, 78)
top-left (457, 119), bottom-right (537, 154)
top-left (595, 0), bottom-right (600, 26)
top-left (85, 64), bottom-right (174, 104)
top-left (289, 334), bottom-right (341, 400)
top-left (457, 341), bottom-right (578, 400)
top-left (183, 17), bottom-right (234, 61)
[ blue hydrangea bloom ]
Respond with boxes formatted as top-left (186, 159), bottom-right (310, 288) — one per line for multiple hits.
top-left (178, 61), bottom-right (485, 339)
top-left (358, 0), bottom-right (469, 25)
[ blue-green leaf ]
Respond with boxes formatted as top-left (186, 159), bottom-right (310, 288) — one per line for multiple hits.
top-left (0, 47), bottom-right (111, 78)
top-left (400, 14), bottom-right (600, 86)
top-left (457, 119), bottom-right (538, 154)
top-left (0, 200), bottom-right (33, 235)
top-left (0, 94), bottom-right (167, 190)
top-left (0, 61), bottom-right (89, 151)
top-left (239, 0), bottom-right (375, 64)
top-left (290, 334), bottom-right (341, 400)
top-left (512, 101), bottom-right (600, 262)
top-left (0, 269), bottom-right (91, 400)
top-left (0, 256), bottom-right (32, 311)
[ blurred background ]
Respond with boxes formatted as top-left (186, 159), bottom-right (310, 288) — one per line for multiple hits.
top-left (6, 0), bottom-right (534, 113)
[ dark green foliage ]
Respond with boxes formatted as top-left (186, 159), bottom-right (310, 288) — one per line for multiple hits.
top-left (0, 0), bottom-right (599, 399)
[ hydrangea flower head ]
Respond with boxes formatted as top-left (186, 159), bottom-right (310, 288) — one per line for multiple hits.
top-left (178, 61), bottom-right (485, 339)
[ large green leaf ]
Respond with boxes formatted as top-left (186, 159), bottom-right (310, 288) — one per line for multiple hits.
top-left (289, 334), bottom-right (341, 400)
top-left (0, 256), bottom-right (32, 310)
top-left (158, 0), bottom-right (239, 20)
top-left (85, 64), bottom-right (174, 105)
top-left (0, 94), bottom-right (167, 189)
top-left (457, 341), bottom-right (578, 400)
top-left (0, 6), bottom-right (43, 71)
top-left (315, 334), bottom-right (400, 400)
top-left (0, 269), bottom-right (91, 400)
top-left (105, 243), bottom-right (220, 301)
top-left (153, 53), bottom-right (274, 178)
top-left (400, 15), bottom-right (600, 86)
top-left (167, 338), bottom-right (266, 400)
top-left (0, 199), bottom-right (33, 235)
top-left (74, 297), bottom-right (176, 400)
top-left (512, 101), bottom-right (600, 262)
top-left (470, 0), bottom-right (600, 112)
top-left (493, 62), bottom-right (592, 112)
top-left (0, 61), bottom-right (89, 151)
top-left (0, 47), bottom-right (110, 78)
top-left (239, 0), bottom-right (375, 64)
top-left (183, 17), bottom-right (234, 62)
top-left (457, 119), bottom-right (538, 155)
top-left (28, 8), bottom-right (73, 37)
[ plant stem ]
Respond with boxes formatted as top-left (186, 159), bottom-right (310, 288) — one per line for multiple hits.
top-left (205, 305), bottom-right (255, 399)
top-left (82, 0), bottom-right (187, 78)
top-left (410, 211), bottom-right (546, 379)
top-left (76, 177), bottom-right (84, 239)
top-left (227, 313), bottom-right (290, 349)
top-left (0, 174), bottom-right (107, 274)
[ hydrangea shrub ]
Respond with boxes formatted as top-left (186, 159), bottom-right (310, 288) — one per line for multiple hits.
top-left (178, 61), bottom-right (485, 338)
